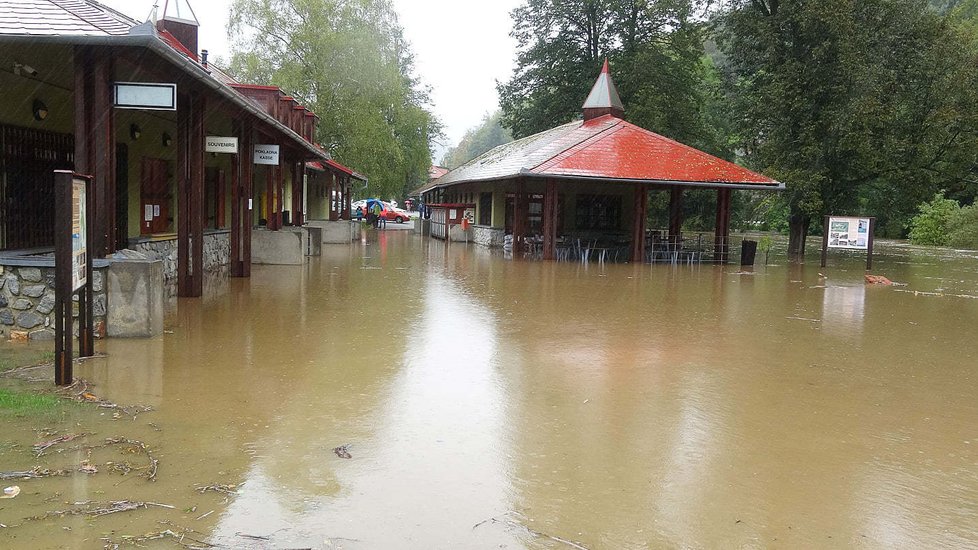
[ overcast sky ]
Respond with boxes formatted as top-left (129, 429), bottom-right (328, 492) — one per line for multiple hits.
top-left (99, 0), bottom-right (523, 162)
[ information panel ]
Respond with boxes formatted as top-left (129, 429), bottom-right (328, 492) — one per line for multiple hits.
top-left (71, 178), bottom-right (87, 291)
top-left (827, 216), bottom-right (871, 250)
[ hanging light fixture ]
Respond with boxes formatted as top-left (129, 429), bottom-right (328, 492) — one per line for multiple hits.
top-left (162, 132), bottom-right (172, 147)
top-left (130, 123), bottom-right (142, 140)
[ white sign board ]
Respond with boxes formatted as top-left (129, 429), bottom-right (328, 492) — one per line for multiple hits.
top-left (827, 217), bottom-right (871, 250)
top-left (114, 82), bottom-right (177, 111)
top-left (71, 178), bottom-right (87, 291)
top-left (206, 136), bottom-right (239, 154)
top-left (254, 144), bottom-right (280, 165)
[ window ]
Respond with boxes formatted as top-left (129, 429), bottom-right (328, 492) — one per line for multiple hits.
top-left (575, 194), bottom-right (621, 231)
top-left (479, 192), bottom-right (492, 225)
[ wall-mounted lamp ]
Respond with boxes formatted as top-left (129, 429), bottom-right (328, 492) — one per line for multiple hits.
top-left (32, 99), bottom-right (48, 121)
top-left (130, 123), bottom-right (141, 141)
top-left (14, 62), bottom-right (38, 77)
top-left (162, 132), bottom-right (172, 147)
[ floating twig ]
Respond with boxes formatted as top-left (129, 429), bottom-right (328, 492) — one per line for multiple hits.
top-left (33, 433), bottom-right (91, 457)
top-left (333, 444), bottom-right (352, 459)
top-left (195, 483), bottom-right (240, 495)
top-left (473, 513), bottom-right (590, 550)
top-left (0, 467), bottom-right (69, 480)
top-left (31, 499), bottom-right (172, 521)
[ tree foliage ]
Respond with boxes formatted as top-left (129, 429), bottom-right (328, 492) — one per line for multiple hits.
top-left (908, 192), bottom-right (960, 245)
top-left (717, 0), bottom-right (978, 251)
top-left (497, 0), bottom-right (731, 156)
top-left (440, 111), bottom-right (514, 169)
top-left (226, 0), bottom-right (441, 199)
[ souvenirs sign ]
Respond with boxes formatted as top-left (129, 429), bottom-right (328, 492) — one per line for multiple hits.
top-left (821, 216), bottom-right (876, 270)
top-left (206, 136), bottom-right (239, 154)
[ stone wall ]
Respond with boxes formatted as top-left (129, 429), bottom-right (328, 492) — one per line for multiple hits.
top-left (0, 265), bottom-right (108, 341)
top-left (472, 225), bottom-right (506, 248)
top-left (130, 231), bottom-right (231, 285)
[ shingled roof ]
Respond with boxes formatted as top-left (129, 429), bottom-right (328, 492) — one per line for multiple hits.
top-left (0, 0), bottom-right (135, 36)
top-left (425, 63), bottom-right (781, 193)
top-left (0, 0), bottom-right (330, 162)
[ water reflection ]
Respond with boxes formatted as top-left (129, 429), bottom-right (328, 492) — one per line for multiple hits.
top-left (4, 232), bottom-right (975, 549)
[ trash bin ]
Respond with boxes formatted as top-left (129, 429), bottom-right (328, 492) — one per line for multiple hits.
top-left (741, 239), bottom-right (758, 266)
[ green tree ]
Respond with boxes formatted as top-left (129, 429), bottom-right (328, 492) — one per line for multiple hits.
top-left (226, 0), bottom-right (441, 199)
top-left (717, 0), bottom-right (978, 255)
top-left (441, 111), bottom-right (514, 169)
top-left (497, 0), bottom-right (729, 155)
top-left (908, 192), bottom-right (960, 245)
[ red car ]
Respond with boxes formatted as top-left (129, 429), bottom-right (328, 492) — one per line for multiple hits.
top-left (380, 203), bottom-right (410, 223)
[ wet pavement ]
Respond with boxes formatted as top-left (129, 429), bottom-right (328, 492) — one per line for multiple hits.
top-left (2, 231), bottom-right (978, 549)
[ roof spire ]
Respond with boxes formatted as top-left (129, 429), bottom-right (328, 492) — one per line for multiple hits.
top-left (583, 59), bottom-right (625, 121)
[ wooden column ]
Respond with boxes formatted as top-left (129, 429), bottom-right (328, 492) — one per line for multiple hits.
top-left (669, 186), bottom-right (683, 245)
top-left (344, 177), bottom-right (352, 219)
top-left (241, 122), bottom-right (253, 276)
top-left (177, 93), bottom-right (205, 297)
top-left (231, 119), bottom-right (242, 276)
top-left (73, 47), bottom-right (95, 353)
top-left (632, 183), bottom-right (648, 263)
top-left (714, 188), bottom-right (732, 263)
top-left (277, 157), bottom-right (286, 227)
top-left (92, 52), bottom-right (115, 257)
top-left (190, 94), bottom-right (205, 296)
top-left (513, 178), bottom-right (528, 256)
top-left (265, 162), bottom-right (275, 230)
top-left (542, 179), bottom-right (557, 261)
top-left (292, 160), bottom-right (303, 225)
top-left (328, 173), bottom-right (338, 221)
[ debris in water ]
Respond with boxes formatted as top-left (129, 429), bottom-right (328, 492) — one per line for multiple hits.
top-left (33, 433), bottom-right (90, 457)
top-left (333, 444), bottom-right (352, 459)
top-left (865, 274), bottom-right (893, 285)
top-left (1, 486), bottom-right (20, 499)
top-left (473, 512), bottom-right (589, 550)
top-left (195, 483), bottom-right (240, 495)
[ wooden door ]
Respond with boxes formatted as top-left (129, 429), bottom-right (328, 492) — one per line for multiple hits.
top-left (140, 158), bottom-right (170, 235)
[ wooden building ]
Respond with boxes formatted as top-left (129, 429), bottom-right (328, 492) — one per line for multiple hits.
top-left (420, 61), bottom-right (783, 263)
top-left (0, 0), bottom-right (363, 298)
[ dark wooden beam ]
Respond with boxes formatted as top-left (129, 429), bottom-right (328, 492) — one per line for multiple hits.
top-left (513, 178), bottom-right (528, 256)
top-left (92, 51), bottom-right (116, 257)
top-left (669, 186), bottom-right (683, 245)
top-left (632, 183), bottom-right (648, 263)
top-left (189, 93), bottom-right (206, 296)
top-left (714, 188), bottom-right (732, 263)
top-left (177, 93), bottom-right (190, 296)
top-left (542, 179), bottom-right (557, 261)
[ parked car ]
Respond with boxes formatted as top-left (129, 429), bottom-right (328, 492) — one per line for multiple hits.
top-left (381, 203), bottom-right (410, 223)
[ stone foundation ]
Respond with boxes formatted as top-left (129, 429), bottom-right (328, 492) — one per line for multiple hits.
top-left (472, 225), bottom-right (506, 248)
top-left (305, 219), bottom-right (360, 244)
top-left (129, 231), bottom-right (231, 285)
top-left (252, 228), bottom-right (307, 265)
top-left (0, 265), bottom-right (108, 341)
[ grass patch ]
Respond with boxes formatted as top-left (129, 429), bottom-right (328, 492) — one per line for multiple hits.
top-left (0, 388), bottom-right (67, 418)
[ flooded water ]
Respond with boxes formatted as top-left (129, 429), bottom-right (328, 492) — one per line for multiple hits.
top-left (2, 231), bottom-right (978, 549)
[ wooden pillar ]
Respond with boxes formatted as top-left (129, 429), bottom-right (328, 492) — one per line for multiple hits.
top-left (92, 52), bottom-right (115, 257)
top-left (513, 178), bottom-right (528, 256)
top-left (328, 172), bottom-right (338, 221)
top-left (344, 177), bottom-right (352, 219)
top-left (73, 47), bottom-right (95, 353)
top-left (265, 162), bottom-right (275, 230)
top-left (241, 122), bottom-right (253, 276)
top-left (292, 160), bottom-right (303, 225)
top-left (669, 186), bottom-right (683, 245)
top-left (190, 94), bottom-right (205, 296)
top-left (632, 183), bottom-right (648, 263)
top-left (714, 188), bottom-right (732, 263)
top-left (177, 93), bottom-right (205, 297)
top-left (277, 157), bottom-right (286, 228)
top-left (542, 179), bottom-right (557, 261)
top-left (231, 119), bottom-right (242, 276)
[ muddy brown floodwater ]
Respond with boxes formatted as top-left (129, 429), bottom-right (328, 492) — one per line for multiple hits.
top-left (2, 231), bottom-right (978, 549)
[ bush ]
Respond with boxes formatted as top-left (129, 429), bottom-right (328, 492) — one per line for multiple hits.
top-left (948, 204), bottom-right (978, 249)
top-left (908, 193), bottom-right (960, 246)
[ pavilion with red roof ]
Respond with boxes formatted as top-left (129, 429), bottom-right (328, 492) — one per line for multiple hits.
top-left (421, 61), bottom-right (782, 263)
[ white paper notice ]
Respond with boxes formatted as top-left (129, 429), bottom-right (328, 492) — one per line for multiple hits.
top-left (153, 205), bottom-right (160, 216)
top-left (144, 205), bottom-right (153, 222)
top-left (248, 199), bottom-right (253, 210)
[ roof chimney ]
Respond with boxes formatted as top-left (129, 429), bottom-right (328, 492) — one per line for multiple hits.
top-left (583, 59), bottom-right (625, 121)
top-left (158, 0), bottom-right (200, 57)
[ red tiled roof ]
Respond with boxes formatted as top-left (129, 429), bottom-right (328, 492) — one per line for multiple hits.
top-left (427, 115), bottom-right (779, 191)
top-left (534, 115), bottom-right (776, 184)
top-left (429, 166), bottom-right (449, 180)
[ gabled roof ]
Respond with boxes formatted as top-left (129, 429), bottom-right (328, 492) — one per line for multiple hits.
top-left (425, 115), bottom-right (780, 192)
top-left (0, 0), bottom-right (136, 36)
top-left (0, 0), bottom-right (328, 161)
